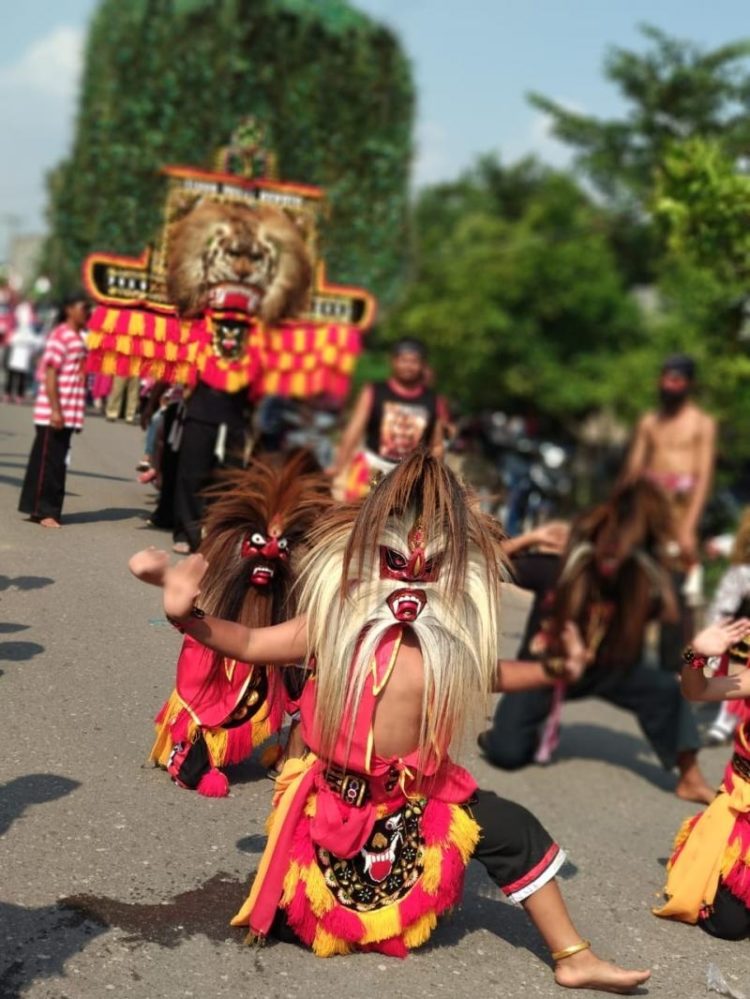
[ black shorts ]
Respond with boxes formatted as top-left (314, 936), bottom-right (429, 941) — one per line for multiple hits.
top-left (466, 789), bottom-right (564, 902)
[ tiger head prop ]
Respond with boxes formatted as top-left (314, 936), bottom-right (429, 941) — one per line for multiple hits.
top-left (166, 199), bottom-right (312, 323)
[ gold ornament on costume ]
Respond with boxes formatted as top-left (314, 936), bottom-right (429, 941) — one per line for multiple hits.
top-left (728, 633), bottom-right (750, 669)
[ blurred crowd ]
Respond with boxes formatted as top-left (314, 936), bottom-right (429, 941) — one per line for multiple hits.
top-left (4, 286), bottom-right (748, 718)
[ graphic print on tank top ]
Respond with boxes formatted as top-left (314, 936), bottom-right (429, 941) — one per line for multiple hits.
top-left (379, 400), bottom-right (430, 461)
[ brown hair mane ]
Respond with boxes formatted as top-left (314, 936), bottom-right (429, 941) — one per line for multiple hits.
top-left (549, 479), bottom-right (677, 668)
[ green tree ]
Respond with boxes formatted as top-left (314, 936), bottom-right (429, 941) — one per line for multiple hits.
top-left (530, 25), bottom-right (750, 284)
top-left (382, 156), bottom-right (642, 420)
top-left (647, 137), bottom-right (750, 456)
top-left (41, 0), bottom-right (414, 307)
top-left (655, 138), bottom-right (750, 293)
top-left (531, 25), bottom-right (750, 207)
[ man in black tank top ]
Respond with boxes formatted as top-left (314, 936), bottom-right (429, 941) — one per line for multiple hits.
top-left (328, 338), bottom-right (445, 482)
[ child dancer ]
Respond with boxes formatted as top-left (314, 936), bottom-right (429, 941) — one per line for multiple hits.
top-left (147, 451), bottom-right (330, 795)
top-left (655, 615), bottom-right (750, 938)
top-left (131, 451), bottom-right (649, 991)
top-left (704, 509), bottom-right (750, 745)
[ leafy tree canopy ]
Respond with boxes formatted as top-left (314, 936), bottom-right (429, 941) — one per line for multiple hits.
top-left (655, 137), bottom-right (750, 295)
top-left (382, 156), bottom-right (642, 421)
top-left (530, 24), bottom-right (750, 208)
top-left (41, 0), bottom-right (414, 309)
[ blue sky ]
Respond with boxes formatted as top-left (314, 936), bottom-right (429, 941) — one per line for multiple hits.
top-left (2, 0), bottom-right (750, 251)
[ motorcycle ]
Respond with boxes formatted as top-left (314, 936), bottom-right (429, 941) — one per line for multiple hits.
top-left (477, 412), bottom-right (572, 535)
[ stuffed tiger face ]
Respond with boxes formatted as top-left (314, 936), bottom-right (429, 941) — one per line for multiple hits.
top-left (166, 199), bottom-right (312, 322)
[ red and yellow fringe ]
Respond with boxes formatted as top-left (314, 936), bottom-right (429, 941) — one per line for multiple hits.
top-left (85, 305), bottom-right (361, 399)
top-left (149, 689), bottom-right (276, 769)
top-left (279, 797), bottom-right (480, 958)
top-left (666, 796), bottom-right (750, 908)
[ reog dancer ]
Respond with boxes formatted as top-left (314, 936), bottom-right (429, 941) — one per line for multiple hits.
top-left (131, 451), bottom-right (649, 990)
top-left (148, 451), bottom-right (330, 795)
top-left (655, 616), bottom-right (750, 939)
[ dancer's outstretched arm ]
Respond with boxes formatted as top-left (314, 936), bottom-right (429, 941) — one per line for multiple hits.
top-left (494, 622), bottom-right (587, 692)
top-left (681, 617), bottom-right (750, 702)
top-left (129, 548), bottom-right (308, 664)
top-left (129, 546), bottom-right (171, 586)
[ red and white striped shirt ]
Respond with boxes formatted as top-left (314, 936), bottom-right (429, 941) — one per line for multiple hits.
top-left (34, 323), bottom-right (87, 429)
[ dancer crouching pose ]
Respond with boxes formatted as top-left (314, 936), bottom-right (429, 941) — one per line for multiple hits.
top-left (147, 451), bottom-right (330, 795)
top-left (130, 451), bottom-right (649, 990)
top-left (655, 615), bottom-right (750, 938)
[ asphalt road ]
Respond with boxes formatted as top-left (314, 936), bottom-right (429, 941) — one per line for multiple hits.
top-left (1, 401), bottom-right (749, 999)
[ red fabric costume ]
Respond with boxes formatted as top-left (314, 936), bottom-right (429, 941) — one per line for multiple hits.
top-left (231, 625), bottom-right (481, 956)
top-left (149, 452), bottom-right (331, 796)
top-left (150, 635), bottom-right (288, 791)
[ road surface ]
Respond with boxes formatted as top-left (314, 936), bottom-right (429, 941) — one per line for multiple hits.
top-left (0, 402), bottom-right (748, 998)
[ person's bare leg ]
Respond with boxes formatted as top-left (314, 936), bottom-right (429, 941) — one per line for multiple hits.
top-left (675, 749), bottom-right (714, 805)
top-left (522, 880), bottom-right (650, 993)
top-left (39, 517), bottom-right (62, 528)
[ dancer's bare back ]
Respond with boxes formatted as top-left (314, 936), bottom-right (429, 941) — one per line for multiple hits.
top-left (371, 629), bottom-right (425, 758)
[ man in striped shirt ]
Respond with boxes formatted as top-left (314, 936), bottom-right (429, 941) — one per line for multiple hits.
top-left (18, 293), bottom-right (89, 527)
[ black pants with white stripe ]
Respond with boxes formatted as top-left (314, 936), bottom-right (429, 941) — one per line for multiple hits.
top-left (18, 425), bottom-right (73, 521)
top-left (466, 789), bottom-right (562, 901)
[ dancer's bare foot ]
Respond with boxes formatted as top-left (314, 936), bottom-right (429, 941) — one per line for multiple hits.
top-left (675, 773), bottom-right (714, 805)
top-left (554, 947), bottom-right (650, 993)
top-left (39, 517), bottom-right (62, 529)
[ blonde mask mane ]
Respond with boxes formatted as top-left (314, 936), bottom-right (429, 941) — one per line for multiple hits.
top-left (297, 453), bottom-right (507, 769)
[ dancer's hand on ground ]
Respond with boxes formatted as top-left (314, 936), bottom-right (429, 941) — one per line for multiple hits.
top-left (692, 617), bottom-right (750, 658)
top-left (163, 553), bottom-right (209, 620)
top-left (560, 621), bottom-right (588, 683)
top-left (128, 546), bottom-right (170, 586)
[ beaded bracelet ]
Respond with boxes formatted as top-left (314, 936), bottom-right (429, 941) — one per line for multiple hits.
top-left (542, 655), bottom-right (567, 679)
top-left (682, 646), bottom-right (708, 671)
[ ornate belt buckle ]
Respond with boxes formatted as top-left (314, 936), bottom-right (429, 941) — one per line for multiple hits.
top-left (729, 635), bottom-right (750, 668)
top-left (340, 774), bottom-right (368, 807)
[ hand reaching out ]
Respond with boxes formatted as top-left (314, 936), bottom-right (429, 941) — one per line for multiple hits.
top-left (691, 618), bottom-right (750, 658)
top-left (163, 553), bottom-right (209, 620)
top-left (560, 621), bottom-right (588, 684)
top-left (532, 521), bottom-right (570, 554)
top-left (128, 547), bottom-right (170, 586)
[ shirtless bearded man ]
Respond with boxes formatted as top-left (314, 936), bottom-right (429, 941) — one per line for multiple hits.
top-left (131, 451), bottom-right (649, 991)
top-left (625, 354), bottom-right (715, 565)
top-left (624, 354), bottom-right (716, 667)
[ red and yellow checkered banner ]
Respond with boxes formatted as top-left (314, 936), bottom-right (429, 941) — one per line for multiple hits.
top-left (85, 305), bottom-right (361, 399)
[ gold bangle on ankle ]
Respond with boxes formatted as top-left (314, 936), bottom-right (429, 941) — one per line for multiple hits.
top-left (552, 939), bottom-right (591, 962)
